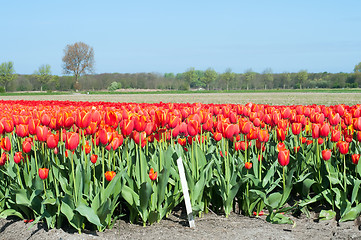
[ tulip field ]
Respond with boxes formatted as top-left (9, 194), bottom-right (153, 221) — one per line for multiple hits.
top-left (1, 99), bottom-right (361, 232)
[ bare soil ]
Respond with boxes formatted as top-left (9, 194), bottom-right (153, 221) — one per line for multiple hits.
top-left (1, 210), bottom-right (361, 240)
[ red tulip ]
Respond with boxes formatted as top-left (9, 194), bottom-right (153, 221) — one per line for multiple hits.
top-left (22, 139), bottom-right (33, 153)
top-left (277, 142), bottom-right (286, 152)
top-left (320, 123), bottom-right (330, 137)
top-left (36, 125), bottom-right (49, 142)
top-left (312, 124), bottom-right (320, 139)
top-left (245, 162), bottom-right (252, 170)
top-left (338, 141), bottom-right (349, 155)
top-left (41, 113), bottom-right (51, 126)
top-left (318, 138), bottom-right (324, 145)
top-left (291, 123), bottom-right (302, 135)
top-left (104, 171), bottom-right (116, 181)
top-left (16, 124), bottom-right (29, 138)
top-left (121, 118), bottom-right (134, 136)
top-left (257, 129), bottom-right (269, 142)
top-left (134, 114), bottom-right (147, 132)
top-left (321, 149), bottom-right (332, 161)
top-left (0, 152), bottom-right (8, 166)
top-left (187, 119), bottom-right (199, 137)
top-left (14, 152), bottom-right (24, 164)
top-left (331, 129), bottom-right (341, 142)
top-left (213, 132), bottom-right (222, 141)
top-left (1, 136), bottom-right (11, 152)
top-left (90, 154), bottom-right (98, 164)
top-left (240, 121), bottom-right (252, 134)
top-left (76, 110), bottom-right (92, 129)
top-left (278, 149), bottom-right (290, 167)
top-left (277, 128), bottom-right (286, 142)
top-left (46, 133), bottom-right (59, 149)
top-left (38, 168), bottom-right (49, 180)
top-left (65, 132), bottom-right (80, 151)
top-left (149, 168), bottom-right (157, 181)
top-left (105, 111), bottom-right (118, 128)
top-left (352, 154), bottom-right (360, 165)
top-left (28, 118), bottom-right (40, 135)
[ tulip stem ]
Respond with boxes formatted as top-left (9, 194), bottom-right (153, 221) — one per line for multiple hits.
top-left (325, 161), bottom-right (334, 210)
top-left (343, 154), bottom-right (347, 191)
top-left (102, 147), bottom-right (105, 189)
top-left (70, 152), bottom-right (77, 203)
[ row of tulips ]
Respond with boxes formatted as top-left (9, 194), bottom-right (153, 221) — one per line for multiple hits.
top-left (0, 100), bottom-right (361, 231)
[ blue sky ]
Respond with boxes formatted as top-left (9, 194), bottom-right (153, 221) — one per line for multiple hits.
top-left (1, 1), bottom-right (361, 75)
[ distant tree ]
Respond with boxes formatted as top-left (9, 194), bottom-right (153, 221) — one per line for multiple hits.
top-left (183, 67), bottom-right (197, 89)
top-left (354, 62), bottom-right (361, 73)
top-left (0, 61), bottom-right (16, 91)
top-left (62, 42), bottom-right (94, 90)
top-left (34, 64), bottom-right (52, 91)
top-left (244, 68), bottom-right (255, 90)
top-left (296, 70), bottom-right (308, 89)
top-left (202, 68), bottom-right (217, 90)
top-left (262, 68), bottom-right (273, 89)
top-left (220, 68), bottom-right (235, 91)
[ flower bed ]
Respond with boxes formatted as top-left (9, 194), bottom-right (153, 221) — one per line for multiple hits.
top-left (0, 100), bottom-right (360, 232)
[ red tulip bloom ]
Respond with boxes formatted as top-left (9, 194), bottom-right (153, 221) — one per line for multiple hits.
top-left (38, 168), bottom-right (49, 180)
top-left (320, 123), bottom-right (330, 137)
top-left (46, 133), bottom-right (59, 149)
top-left (328, 112), bottom-right (340, 126)
top-left (257, 129), bottom-right (269, 142)
top-left (105, 111), bottom-right (118, 128)
top-left (76, 110), bottom-right (92, 129)
top-left (134, 114), bottom-right (147, 132)
top-left (14, 152), bottom-right (24, 164)
top-left (1, 136), bottom-right (11, 152)
top-left (240, 121), bottom-right (252, 135)
top-left (331, 129), bottom-right (341, 142)
top-left (312, 124), bottom-right (320, 139)
top-left (277, 142), bottom-right (286, 152)
top-left (245, 162), bottom-right (252, 170)
top-left (291, 123), bottom-right (302, 135)
top-left (0, 152), bottom-right (8, 166)
top-left (149, 168), bottom-right (157, 181)
top-left (187, 119), bottom-right (199, 137)
top-left (65, 132), bottom-right (80, 151)
top-left (22, 139), bottom-right (32, 153)
top-left (338, 141), bottom-right (349, 155)
top-left (83, 141), bottom-right (91, 154)
top-left (213, 132), bottom-right (222, 141)
top-left (105, 171), bottom-right (116, 181)
top-left (277, 128), bottom-right (286, 142)
top-left (36, 125), bottom-right (49, 142)
top-left (352, 154), bottom-right (360, 165)
top-left (321, 149), bottom-right (332, 161)
top-left (278, 149), bottom-right (290, 167)
top-left (41, 113), bottom-right (51, 126)
top-left (90, 154), bottom-right (98, 164)
top-left (318, 138), bottom-right (324, 145)
top-left (121, 118), bottom-right (134, 136)
top-left (16, 124), bottom-right (29, 138)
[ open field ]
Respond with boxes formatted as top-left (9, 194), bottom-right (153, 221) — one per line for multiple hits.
top-left (0, 91), bottom-right (360, 105)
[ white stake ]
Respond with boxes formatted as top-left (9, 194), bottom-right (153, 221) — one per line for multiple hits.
top-left (177, 157), bottom-right (195, 228)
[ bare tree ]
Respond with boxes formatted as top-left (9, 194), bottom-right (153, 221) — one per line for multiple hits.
top-left (62, 42), bottom-right (94, 90)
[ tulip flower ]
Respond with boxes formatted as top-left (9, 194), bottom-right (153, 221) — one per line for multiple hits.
top-left (245, 162), bottom-right (252, 170)
top-left (318, 138), bottom-right (324, 145)
top-left (90, 154), bottom-right (98, 164)
top-left (257, 129), bottom-right (269, 142)
top-left (149, 168), bottom-right (157, 181)
top-left (22, 139), bottom-right (32, 153)
top-left (321, 149), bottom-right (332, 161)
top-left (47, 133), bottom-right (59, 149)
top-left (15, 124), bottom-right (29, 138)
top-left (0, 152), bottom-right (8, 166)
top-left (277, 142), bottom-right (286, 152)
top-left (65, 132), bottom-right (80, 151)
top-left (352, 154), bottom-right (360, 165)
top-left (104, 171), bottom-right (116, 181)
top-left (14, 152), bottom-right (24, 164)
top-left (338, 141), bottom-right (349, 155)
top-left (38, 168), bottom-right (49, 180)
top-left (1, 136), bottom-right (11, 152)
top-left (278, 149), bottom-right (290, 167)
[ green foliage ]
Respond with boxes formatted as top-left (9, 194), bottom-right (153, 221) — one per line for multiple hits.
top-left (107, 81), bottom-right (122, 91)
top-left (0, 61), bottom-right (17, 91)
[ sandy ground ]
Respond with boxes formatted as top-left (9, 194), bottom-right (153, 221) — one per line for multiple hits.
top-left (0, 92), bottom-right (360, 105)
top-left (1, 210), bottom-right (361, 240)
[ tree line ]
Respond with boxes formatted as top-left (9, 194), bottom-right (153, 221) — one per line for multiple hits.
top-left (4, 69), bottom-right (360, 92)
top-left (1, 41), bottom-right (361, 92)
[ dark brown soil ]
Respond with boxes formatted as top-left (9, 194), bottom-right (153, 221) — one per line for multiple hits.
top-left (1, 210), bottom-right (361, 240)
